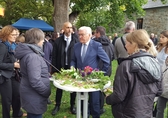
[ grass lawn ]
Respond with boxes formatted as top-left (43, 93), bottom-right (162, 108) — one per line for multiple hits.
top-left (42, 60), bottom-right (118, 118)
top-left (1, 60), bottom-right (167, 117)
top-left (0, 61), bottom-right (117, 118)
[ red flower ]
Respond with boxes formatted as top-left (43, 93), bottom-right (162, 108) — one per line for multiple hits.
top-left (84, 66), bottom-right (93, 73)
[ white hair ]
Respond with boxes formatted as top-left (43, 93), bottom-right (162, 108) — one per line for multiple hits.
top-left (125, 21), bottom-right (135, 30)
top-left (78, 26), bottom-right (92, 35)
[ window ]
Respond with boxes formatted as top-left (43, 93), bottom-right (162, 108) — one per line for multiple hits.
top-left (137, 18), bottom-right (143, 29)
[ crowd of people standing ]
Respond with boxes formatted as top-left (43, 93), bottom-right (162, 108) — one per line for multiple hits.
top-left (0, 20), bottom-right (168, 118)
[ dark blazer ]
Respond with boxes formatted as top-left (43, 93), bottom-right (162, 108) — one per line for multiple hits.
top-left (52, 33), bottom-right (79, 73)
top-left (71, 39), bottom-right (110, 74)
top-left (0, 43), bottom-right (15, 79)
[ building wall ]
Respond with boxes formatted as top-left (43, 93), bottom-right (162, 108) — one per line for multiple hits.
top-left (143, 7), bottom-right (168, 35)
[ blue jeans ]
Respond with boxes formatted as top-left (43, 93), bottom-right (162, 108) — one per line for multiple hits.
top-left (27, 113), bottom-right (42, 118)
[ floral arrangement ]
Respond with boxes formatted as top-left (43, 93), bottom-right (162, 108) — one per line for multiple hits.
top-left (52, 66), bottom-right (112, 90)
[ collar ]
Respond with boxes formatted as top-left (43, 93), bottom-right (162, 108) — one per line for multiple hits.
top-left (64, 35), bottom-right (72, 41)
top-left (83, 39), bottom-right (91, 46)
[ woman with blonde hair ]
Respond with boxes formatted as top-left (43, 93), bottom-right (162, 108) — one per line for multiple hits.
top-left (15, 34), bottom-right (25, 44)
top-left (106, 29), bottom-right (162, 118)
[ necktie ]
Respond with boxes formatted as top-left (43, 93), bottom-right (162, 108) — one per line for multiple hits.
top-left (66, 38), bottom-right (70, 51)
top-left (65, 38), bottom-right (70, 65)
top-left (81, 44), bottom-right (86, 62)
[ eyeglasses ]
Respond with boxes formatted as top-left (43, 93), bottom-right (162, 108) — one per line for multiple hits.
top-left (10, 34), bottom-right (18, 36)
top-left (78, 33), bottom-right (88, 37)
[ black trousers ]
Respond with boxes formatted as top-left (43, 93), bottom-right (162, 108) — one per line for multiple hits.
top-left (55, 88), bottom-right (76, 107)
top-left (0, 76), bottom-right (22, 118)
top-left (55, 65), bottom-right (76, 107)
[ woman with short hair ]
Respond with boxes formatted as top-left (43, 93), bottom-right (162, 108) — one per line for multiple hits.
top-left (15, 28), bottom-right (51, 118)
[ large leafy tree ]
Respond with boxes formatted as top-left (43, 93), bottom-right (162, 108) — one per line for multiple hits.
top-left (53, 0), bottom-right (148, 32)
top-left (0, 0), bottom-right (53, 26)
top-left (0, 0), bottom-right (167, 33)
top-left (54, 0), bottom-right (167, 32)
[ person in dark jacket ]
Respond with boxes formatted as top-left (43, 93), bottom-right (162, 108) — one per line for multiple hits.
top-left (15, 28), bottom-right (51, 118)
top-left (43, 38), bottom-right (53, 73)
top-left (94, 26), bottom-right (115, 76)
top-left (43, 36), bottom-right (53, 104)
top-left (51, 22), bottom-right (79, 115)
top-left (0, 25), bottom-right (23, 118)
top-left (106, 29), bottom-right (162, 118)
top-left (93, 26), bottom-right (115, 114)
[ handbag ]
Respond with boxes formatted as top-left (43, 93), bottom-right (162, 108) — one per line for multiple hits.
top-left (15, 69), bottom-right (22, 82)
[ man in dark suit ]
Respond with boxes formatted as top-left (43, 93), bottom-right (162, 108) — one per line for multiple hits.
top-left (71, 26), bottom-right (110, 118)
top-left (51, 22), bottom-right (79, 115)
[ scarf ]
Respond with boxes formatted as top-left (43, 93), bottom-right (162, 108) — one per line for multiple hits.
top-left (25, 44), bottom-right (44, 57)
top-left (4, 41), bottom-right (17, 54)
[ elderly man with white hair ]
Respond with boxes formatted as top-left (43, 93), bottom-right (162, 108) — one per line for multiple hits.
top-left (71, 26), bottom-right (110, 118)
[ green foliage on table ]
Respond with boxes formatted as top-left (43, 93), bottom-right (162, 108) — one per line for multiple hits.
top-left (52, 66), bottom-right (111, 90)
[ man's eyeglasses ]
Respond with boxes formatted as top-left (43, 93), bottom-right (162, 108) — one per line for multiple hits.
top-left (78, 34), bottom-right (88, 37)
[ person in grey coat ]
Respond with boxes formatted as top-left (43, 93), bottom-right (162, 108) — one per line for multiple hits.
top-left (114, 21), bottom-right (135, 64)
top-left (106, 29), bottom-right (162, 118)
top-left (15, 28), bottom-right (51, 118)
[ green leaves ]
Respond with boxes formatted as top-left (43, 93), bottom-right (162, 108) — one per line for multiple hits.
top-left (0, 0), bottom-right (53, 26)
top-left (52, 67), bottom-right (111, 90)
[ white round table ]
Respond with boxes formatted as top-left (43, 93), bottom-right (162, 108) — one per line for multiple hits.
top-left (53, 79), bottom-right (111, 118)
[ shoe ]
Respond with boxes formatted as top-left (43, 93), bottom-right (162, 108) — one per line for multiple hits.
top-left (52, 106), bottom-right (60, 115)
top-left (70, 106), bottom-right (76, 114)
top-left (100, 108), bottom-right (105, 115)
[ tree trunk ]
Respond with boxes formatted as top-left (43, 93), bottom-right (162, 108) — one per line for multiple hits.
top-left (53, 0), bottom-right (70, 32)
top-left (69, 11), bottom-right (80, 23)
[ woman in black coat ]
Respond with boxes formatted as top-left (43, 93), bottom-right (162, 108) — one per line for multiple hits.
top-left (0, 25), bottom-right (23, 118)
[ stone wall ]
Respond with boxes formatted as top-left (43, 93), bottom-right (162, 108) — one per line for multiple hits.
top-left (142, 7), bottom-right (168, 36)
